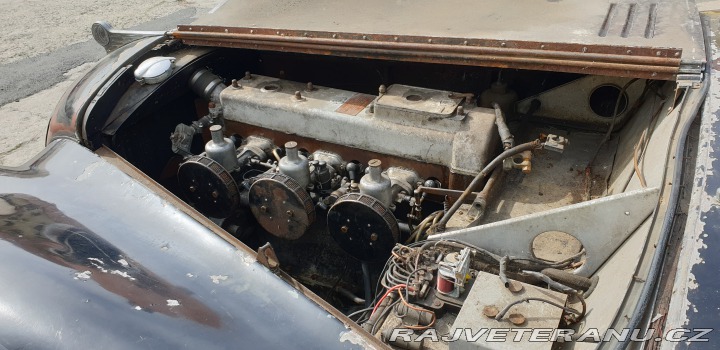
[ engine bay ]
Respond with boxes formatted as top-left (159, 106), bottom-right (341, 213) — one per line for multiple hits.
top-left (98, 45), bottom-right (683, 349)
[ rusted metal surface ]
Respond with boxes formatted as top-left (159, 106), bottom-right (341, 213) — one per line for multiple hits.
top-left (170, 0), bottom-right (707, 81)
top-left (256, 242), bottom-right (280, 270)
top-left (335, 93), bottom-right (375, 116)
top-left (174, 28), bottom-right (681, 80)
top-left (223, 120), bottom-right (474, 189)
top-left (248, 172), bottom-right (315, 240)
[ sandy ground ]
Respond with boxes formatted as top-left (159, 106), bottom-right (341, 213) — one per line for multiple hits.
top-left (0, 0), bottom-right (218, 166)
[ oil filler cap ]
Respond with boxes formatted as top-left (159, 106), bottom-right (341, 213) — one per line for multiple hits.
top-left (134, 56), bottom-right (176, 85)
top-left (249, 172), bottom-right (315, 240)
top-left (327, 193), bottom-right (399, 261)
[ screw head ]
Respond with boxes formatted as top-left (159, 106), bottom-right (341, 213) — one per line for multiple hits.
top-left (509, 313), bottom-right (526, 326)
top-left (508, 281), bottom-right (524, 293)
top-left (306, 82), bottom-right (314, 91)
top-left (340, 226), bottom-right (349, 233)
top-left (483, 305), bottom-right (499, 318)
top-left (260, 205), bottom-right (268, 213)
top-left (189, 186), bottom-right (196, 192)
top-left (294, 91), bottom-right (303, 100)
top-left (370, 233), bottom-right (378, 241)
top-left (286, 210), bottom-right (294, 217)
top-left (244, 71), bottom-right (252, 80)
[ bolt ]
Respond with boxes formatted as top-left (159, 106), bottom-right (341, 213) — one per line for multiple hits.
top-left (456, 105), bottom-right (465, 117)
top-left (294, 91), bottom-right (303, 100)
top-left (306, 82), bottom-right (315, 91)
top-left (379, 84), bottom-right (387, 95)
top-left (370, 233), bottom-right (378, 241)
top-left (286, 210), bottom-right (294, 217)
top-left (260, 205), bottom-right (268, 213)
top-left (507, 281), bottom-right (524, 293)
top-left (189, 185), bottom-right (196, 192)
top-left (211, 190), bottom-right (219, 199)
top-left (483, 305), bottom-right (499, 318)
top-left (508, 313), bottom-right (526, 326)
top-left (340, 226), bottom-right (349, 233)
top-left (231, 79), bottom-right (240, 88)
top-left (244, 71), bottom-right (252, 80)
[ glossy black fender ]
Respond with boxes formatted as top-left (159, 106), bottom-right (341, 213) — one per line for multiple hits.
top-left (0, 139), bottom-right (377, 349)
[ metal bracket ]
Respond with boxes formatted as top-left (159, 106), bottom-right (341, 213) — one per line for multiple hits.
top-left (257, 242), bottom-right (280, 270)
top-left (91, 21), bottom-right (166, 53)
top-left (430, 187), bottom-right (660, 276)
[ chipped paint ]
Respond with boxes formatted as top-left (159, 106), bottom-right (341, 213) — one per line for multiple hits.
top-left (134, 306), bottom-right (142, 311)
top-left (74, 271), bottom-right (92, 280)
top-left (241, 253), bottom-right (256, 266)
top-left (110, 270), bottom-right (136, 281)
top-left (287, 289), bottom-right (299, 299)
top-left (664, 16), bottom-right (720, 343)
top-left (75, 162), bottom-right (102, 182)
top-left (89, 261), bottom-right (108, 273)
top-left (339, 330), bottom-right (375, 348)
top-left (166, 299), bottom-right (180, 307)
top-left (210, 275), bottom-right (228, 284)
top-left (0, 198), bottom-right (16, 215)
top-left (87, 257), bottom-right (105, 265)
top-left (117, 259), bottom-right (129, 267)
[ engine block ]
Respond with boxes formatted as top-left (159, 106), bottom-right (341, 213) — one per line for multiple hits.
top-left (219, 75), bottom-right (499, 189)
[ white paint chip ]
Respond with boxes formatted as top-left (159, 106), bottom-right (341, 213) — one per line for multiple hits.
top-left (110, 270), bottom-right (136, 281)
top-left (166, 299), bottom-right (180, 307)
top-left (210, 275), bottom-right (228, 284)
top-left (0, 198), bottom-right (16, 216)
top-left (118, 259), bottom-right (129, 268)
top-left (74, 270), bottom-right (92, 280)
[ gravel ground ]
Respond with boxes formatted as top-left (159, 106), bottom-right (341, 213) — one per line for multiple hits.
top-left (0, 0), bottom-right (218, 166)
top-left (0, 0), bottom-right (216, 64)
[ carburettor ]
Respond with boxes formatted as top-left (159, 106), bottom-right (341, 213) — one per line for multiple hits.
top-left (176, 73), bottom-right (500, 261)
